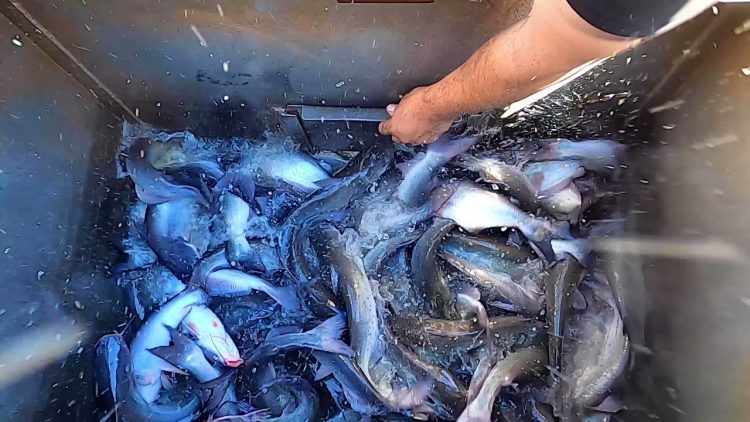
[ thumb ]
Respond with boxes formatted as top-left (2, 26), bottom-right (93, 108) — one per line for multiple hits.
top-left (385, 104), bottom-right (398, 116)
top-left (379, 119), bottom-right (392, 135)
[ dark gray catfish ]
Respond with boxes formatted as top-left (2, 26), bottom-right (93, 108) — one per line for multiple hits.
top-left (311, 226), bottom-right (453, 416)
top-left (127, 391), bottom-right (201, 422)
top-left (438, 233), bottom-right (545, 315)
top-left (458, 346), bottom-right (548, 422)
top-left (395, 135), bottom-right (479, 207)
top-left (433, 182), bottom-right (568, 262)
top-left (390, 315), bottom-right (546, 377)
top-left (310, 226), bottom-right (382, 378)
top-left (280, 141), bottom-right (394, 285)
top-left (544, 254), bottom-right (585, 371)
top-left (411, 218), bottom-right (458, 319)
top-left (555, 279), bottom-right (629, 420)
top-left (363, 231), bottom-right (422, 277)
top-left (244, 314), bottom-right (354, 364)
top-left (95, 334), bottom-right (131, 408)
top-left (193, 369), bottom-right (241, 417)
top-left (146, 197), bottom-right (208, 278)
top-left (254, 376), bottom-right (320, 421)
top-left (126, 138), bottom-right (208, 207)
top-left (313, 351), bottom-right (388, 416)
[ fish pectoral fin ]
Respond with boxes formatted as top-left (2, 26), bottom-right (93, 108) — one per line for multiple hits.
top-left (314, 361), bottom-right (334, 381)
top-left (156, 356), bottom-right (189, 375)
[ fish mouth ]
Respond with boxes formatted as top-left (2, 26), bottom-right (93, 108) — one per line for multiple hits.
top-left (224, 357), bottom-right (244, 367)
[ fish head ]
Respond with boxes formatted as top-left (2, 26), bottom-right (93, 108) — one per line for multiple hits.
top-left (181, 306), bottom-right (243, 367)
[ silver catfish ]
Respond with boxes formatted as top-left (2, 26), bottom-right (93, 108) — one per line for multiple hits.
top-left (219, 192), bottom-right (255, 266)
top-left (555, 277), bottom-right (629, 419)
top-left (395, 135), bottom-right (479, 207)
top-left (180, 305), bottom-right (243, 368)
top-left (203, 269), bottom-right (299, 309)
top-left (241, 140), bottom-right (330, 192)
top-left (458, 346), bottom-right (547, 422)
top-left (530, 139), bottom-right (626, 174)
top-left (434, 182), bottom-right (568, 261)
top-left (130, 289), bottom-right (208, 403)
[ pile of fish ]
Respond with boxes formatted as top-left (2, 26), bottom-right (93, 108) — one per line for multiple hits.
top-left (96, 128), bottom-right (631, 421)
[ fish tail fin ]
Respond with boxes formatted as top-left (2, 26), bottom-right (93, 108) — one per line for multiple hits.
top-left (314, 360), bottom-right (334, 380)
top-left (531, 236), bottom-right (556, 264)
top-left (147, 347), bottom-right (189, 376)
top-left (428, 136), bottom-right (480, 162)
top-left (306, 314), bottom-right (355, 356)
top-left (269, 285), bottom-right (300, 310)
top-left (523, 220), bottom-right (565, 263)
top-left (148, 345), bottom-right (181, 368)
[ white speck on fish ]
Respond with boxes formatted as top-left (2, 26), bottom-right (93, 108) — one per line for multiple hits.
top-left (336, 81), bottom-right (345, 88)
top-left (37, 271), bottom-right (45, 280)
top-left (11, 36), bottom-right (22, 47)
top-left (223, 61), bottom-right (230, 72)
top-left (217, 4), bottom-right (224, 17)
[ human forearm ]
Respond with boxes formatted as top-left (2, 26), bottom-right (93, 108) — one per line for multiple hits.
top-left (380, 0), bottom-right (637, 144)
top-left (423, 0), bottom-right (636, 118)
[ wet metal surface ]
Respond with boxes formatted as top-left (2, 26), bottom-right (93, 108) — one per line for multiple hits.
top-left (13, 0), bottom-right (530, 136)
top-left (629, 13), bottom-right (750, 420)
top-left (0, 13), bottom-right (122, 420)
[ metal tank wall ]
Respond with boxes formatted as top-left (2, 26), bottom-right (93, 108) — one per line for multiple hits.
top-left (0, 12), bottom-right (123, 420)
top-left (1, 0), bottom-right (749, 421)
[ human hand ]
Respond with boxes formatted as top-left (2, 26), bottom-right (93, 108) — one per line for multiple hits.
top-left (378, 87), bottom-right (455, 145)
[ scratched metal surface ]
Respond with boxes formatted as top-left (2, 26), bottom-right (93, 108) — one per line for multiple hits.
top-left (15, 0), bottom-right (530, 137)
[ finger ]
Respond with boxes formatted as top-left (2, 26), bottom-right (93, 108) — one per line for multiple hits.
top-left (385, 104), bottom-right (398, 116)
top-left (391, 135), bottom-right (404, 144)
top-left (379, 120), bottom-right (392, 135)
